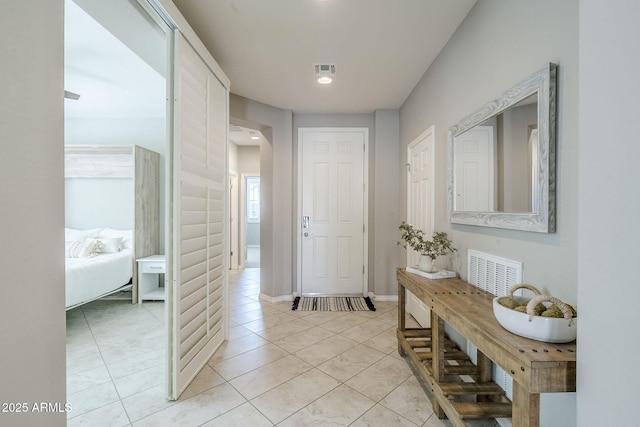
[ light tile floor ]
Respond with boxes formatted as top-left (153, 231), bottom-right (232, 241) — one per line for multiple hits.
top-left (66, 268), bottom-right (498, 426)
top-left (245, 246), bottom-right (260, 268)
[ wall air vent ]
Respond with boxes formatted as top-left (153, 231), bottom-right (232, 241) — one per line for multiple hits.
top-left (468, 249), bottom-right (523, 297)
top-left (466, 249), bottom-right (523, 425)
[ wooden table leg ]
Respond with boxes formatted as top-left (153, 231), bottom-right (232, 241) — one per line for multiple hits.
top-left (512, 380), bottom-right (540, 427)
top-left (476, 350), bottom-right (492, 402)
top-left (431, 310), bottom-right (446, 419)
top-left (397, 283), bottom-right (406, 356)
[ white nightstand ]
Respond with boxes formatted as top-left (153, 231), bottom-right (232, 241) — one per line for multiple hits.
top-left (137, 255), bottom-right (166, 304)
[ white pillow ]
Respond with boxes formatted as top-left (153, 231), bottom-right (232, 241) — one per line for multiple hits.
top-left (98, 237), bottom-right (123, 253)
top-left (100, 228), bottom-right (133, 249)
top-left (65, 228), bottom-right (102, 241)
top-left (66, 238), bottom-right (102, 258)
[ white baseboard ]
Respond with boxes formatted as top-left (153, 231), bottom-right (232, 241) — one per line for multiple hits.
top-left (259, 293), bottom-right (293, 304)
top-left (369, 293), bottom-right (398, 302)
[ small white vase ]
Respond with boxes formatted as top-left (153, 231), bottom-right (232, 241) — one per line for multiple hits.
top-left (418, 255), bottom-right (435, 273)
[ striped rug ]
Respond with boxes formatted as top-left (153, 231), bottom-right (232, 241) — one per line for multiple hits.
top-left (291, 296), bottom-right (375, 312)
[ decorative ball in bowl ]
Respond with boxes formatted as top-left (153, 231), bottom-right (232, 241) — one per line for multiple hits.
top-left (492, 285), bottom-right (577, 343)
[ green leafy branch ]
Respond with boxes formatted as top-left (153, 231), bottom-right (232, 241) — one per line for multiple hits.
top-left (397, 221), bottom-right (457, 260)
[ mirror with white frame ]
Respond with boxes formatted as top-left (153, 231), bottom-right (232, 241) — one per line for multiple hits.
top-left (447, 63), bottom-right (557, 233)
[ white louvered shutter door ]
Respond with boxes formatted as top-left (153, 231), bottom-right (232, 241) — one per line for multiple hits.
top-left (171, 31), bottom-right (228, 398)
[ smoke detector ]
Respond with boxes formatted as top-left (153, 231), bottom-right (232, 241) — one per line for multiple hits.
top-left (314, 63), bottom-right (336, 84)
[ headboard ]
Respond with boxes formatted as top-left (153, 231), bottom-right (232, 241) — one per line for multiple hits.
top-left (65, 145), bottom-right (160, 303)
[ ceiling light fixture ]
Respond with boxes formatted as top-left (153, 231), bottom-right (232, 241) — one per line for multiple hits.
top-left (314, 63), bottom-right (336, 85)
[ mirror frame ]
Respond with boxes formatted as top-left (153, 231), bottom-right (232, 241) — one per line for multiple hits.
top-left (447, 63), bottom-right (557, 233)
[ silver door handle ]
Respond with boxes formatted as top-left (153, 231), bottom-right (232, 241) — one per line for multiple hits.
top-left (302, 216), bottom-right (310, 229)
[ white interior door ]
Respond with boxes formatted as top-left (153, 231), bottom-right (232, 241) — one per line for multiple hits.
top-left (454, 125), bottom-right (495, 211)
top-left (299, 128), bottom-right (368, 296)
top-left (407, 127), bottom-right (435, 269)
top-left (169, 31), bottom-right (228, 399)
top-left (406, 127), bottom-right (435, 327)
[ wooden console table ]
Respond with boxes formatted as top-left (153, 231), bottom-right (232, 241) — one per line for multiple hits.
top-left (397, 268), bottom-right (576, 427)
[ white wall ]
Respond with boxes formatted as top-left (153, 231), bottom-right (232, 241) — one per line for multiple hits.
top-left (65, 117), bottom-right (167, 251)
top-left (399, 1), bottom-right (578, 425)
top-left (73, 0), bottom-right (166, 76)
top-left (65, 178), bottom-right (134, 229)
top-left (65, 117), bottom-right (165, 147)
top-left (578, 0), bottom-right (640, 425)
top-left (0, 1), bottom-right (66, 426)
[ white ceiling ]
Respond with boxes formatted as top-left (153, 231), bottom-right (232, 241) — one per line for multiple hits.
top-left (229, 125), bottom-right (264, 146)
top-left (64, 0), bottom-right (166, 119)
top-left (65, 0), bottom-right (476, 119)
top-left (64, 0), bottom-right (261, 144)
top-left (171, 0), bottom-right (476, 114)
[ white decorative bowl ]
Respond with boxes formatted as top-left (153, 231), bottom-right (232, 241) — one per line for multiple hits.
top-left (493, 296), bottom-right (577, 343)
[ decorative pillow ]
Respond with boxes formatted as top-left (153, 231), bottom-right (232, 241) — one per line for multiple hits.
top-left (98, 237), bottom-right (123, 253)
top-left (66, 238), bottom-right (102, 258)
top-left (99, 228), bottom-right (133, 249)
top-left (65, 228), bottom-right (102, 241)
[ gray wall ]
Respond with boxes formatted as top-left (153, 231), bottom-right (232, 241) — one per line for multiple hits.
top-left (399, 0), bottom-right (578, 424)
top-left (498, 102), bottom-right (537, 212)
top-left (6, 1), bottom-right (637, 425)
top-left (372, 110), bottom-right (402, 297)
top-left (0, 1), bottom-right (67, 426)
top-left (230, 103), bottom-right (403, 298)
top-left (230, 94), bottom-right (294, 299)
top-left (578, 0), bottom-right (640, 425)
top-left (293, 112), bottom-right (402, 297)
top-left (237, 145), bottom-right (260, 173)
top-left (401, 0), bottom-right (579, 301)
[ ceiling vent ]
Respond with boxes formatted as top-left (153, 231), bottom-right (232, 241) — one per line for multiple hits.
top-left (314, 63), bottom-right (336, 84)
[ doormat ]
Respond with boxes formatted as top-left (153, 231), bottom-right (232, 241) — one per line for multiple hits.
top-left (291, 296), bottom-right (376, 312)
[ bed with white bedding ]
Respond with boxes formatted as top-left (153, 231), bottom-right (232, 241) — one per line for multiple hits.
top-left (65, 145), bottom-right (160, 307)
top-left (65, 228), bottom-right (134, 310)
